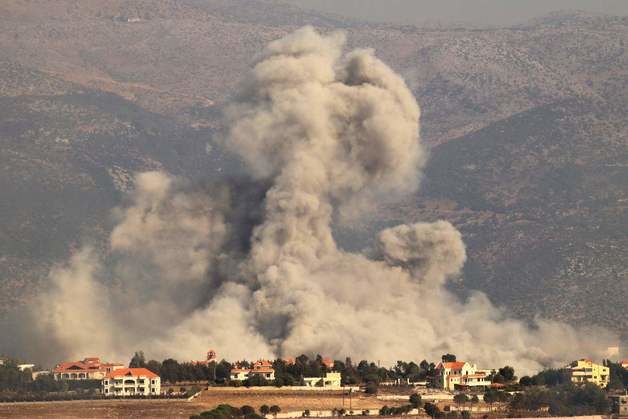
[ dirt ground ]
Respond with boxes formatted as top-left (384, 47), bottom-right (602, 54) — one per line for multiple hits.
top-left (195, 388), bottom-right (400, 411)
top-left (0, 389), bottom-right (403, 418)
top-left (0, 399), bottom-right (203, 419)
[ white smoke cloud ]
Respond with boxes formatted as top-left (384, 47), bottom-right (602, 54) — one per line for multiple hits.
top-left (34, 27), bottom-right (616, 373)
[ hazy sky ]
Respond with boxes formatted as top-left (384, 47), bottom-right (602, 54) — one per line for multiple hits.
top-left (293, 0), bottom-right (628, 26)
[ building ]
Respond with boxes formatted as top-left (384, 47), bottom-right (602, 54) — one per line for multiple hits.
top-left (610, 395), bottom-right (628, 417)
top-left (17, 363), bottom-right (35, 372)
top-left (230, 368), bottom-right (250, 381)
top-left (435, 361), bottom-right (491, 391)
top-left (53, 357), bottom-right (124, 380)
top-left (249, 360), bottom-right (275, 380)
top-left (303, 372), bottom-right (342, 388)
top-left (230, 360), bottom-right (275, 382)
top-left (566, 359), bottom-right (609, 388)
top-left (621, 360), bottom-right (628, 370)
top-left (102, 368), bottom-right (160, 396)
top-left (192, 349), bottom-right (217, 366)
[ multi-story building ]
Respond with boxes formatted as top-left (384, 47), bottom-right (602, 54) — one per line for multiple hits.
top-left (230, 360), bottom-right (275, 381)
top-left (566, 359), bottom-right (609, 387)
top-left (435, 361), bottom-right (491, 391)
top-left (53, 357), bottom-right (124, 380)
top-left (102, 368), bottom-right (160, 396)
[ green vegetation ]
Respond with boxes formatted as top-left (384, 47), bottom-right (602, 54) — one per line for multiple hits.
top-left (190, 404), bottom-right (264, 419)
top-left (510, 383), bottom-right (609, 416)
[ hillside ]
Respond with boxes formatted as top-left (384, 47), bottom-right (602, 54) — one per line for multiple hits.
top-left (0, 1), bottom-right (626, 340)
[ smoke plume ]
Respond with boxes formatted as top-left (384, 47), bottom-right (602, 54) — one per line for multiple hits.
top-left (32, 27), bottom-right (615, 372)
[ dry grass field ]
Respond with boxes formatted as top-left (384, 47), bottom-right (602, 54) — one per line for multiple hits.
top-left (194, 388), bottom-right (400, 411)
top-left (0, 389), bottom-right (404, 418)
top-left (0, 399), bottom-right (203, 418)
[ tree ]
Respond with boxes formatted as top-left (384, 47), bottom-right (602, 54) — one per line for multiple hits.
top-left (498, 366), bottom-right (515, 382)
top-left (160, 358), bottom-right (181, 383)
top-left (492, 373), bottom-right (505, 384)
top-left (129, 351), bottom-right (146, 368)
top-left (365, 381), bottom-right (378, 395)
top-left (453, 394), bottom-right (468, 404)
top-left (244, 374), bottom-right (269, 387)
top-left (269, 405), bottom-right (281, 416)
top-left (424, 402), bottom-right (441, 418)
top-left (260, 405), bottom-right (270, 416)
top-left (409, 393), bottom-right (422, 408)
top-left (241, 406), bottom-right (256, 416)
top-left (519, 376), bottom-right (533, 386)
top-left (441, 354), bottom-right (456, 363)
top-left (146, 360), bottom-right (162, 374)
top-left (216, 360), bottom-right (232, 382)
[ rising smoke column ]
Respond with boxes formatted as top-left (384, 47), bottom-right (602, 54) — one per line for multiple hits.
top-left (34, 27), bottom-right (616, 371)
top-left (223, 26), bottom-right (615, 371)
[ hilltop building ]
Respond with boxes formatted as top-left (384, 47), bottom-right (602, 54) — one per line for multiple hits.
top-left (230, 360), bottom-right (275, 381)
top-left (566, 359), bottom-right (609, 387)
top-left (435, 361), bottom-right (491, 391)
top-left (304, 372), bottom-right (342, 388)
top-left (102, 368), bottom-right (160, 396)
top-left (53, 357), bottom-right (124, 380)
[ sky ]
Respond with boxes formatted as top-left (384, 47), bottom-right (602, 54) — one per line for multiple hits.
top-left (293, 0), bottom-right (628, 26)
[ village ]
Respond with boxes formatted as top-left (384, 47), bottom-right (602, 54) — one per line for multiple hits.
top-left (1, 350), bottom-right (627, 418)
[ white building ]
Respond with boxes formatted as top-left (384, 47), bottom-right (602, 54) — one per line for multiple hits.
top-left (435, 361), bottom-right (491, 391)
top-left (230, 360), bottom-right (275, 382)
top-left (303, 372), bottom-right (342, 388)
top-left (17, 363), bottom-right (35, 372)
top-left (102, 368), bottom-right (160, 396)
top-left (230, 368), bottom-right (250, 381)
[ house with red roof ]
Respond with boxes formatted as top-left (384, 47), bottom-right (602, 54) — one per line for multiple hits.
top-left (621, 360), bottom-right (628, 370)
top-left (53, 357), bottom-right (124, 381)
top-left (230, 360), bottom-right (275, 382)
top-left (102, 368), bottom-right (160, 396)
top-left (435, 361), bottom-right (491, 391)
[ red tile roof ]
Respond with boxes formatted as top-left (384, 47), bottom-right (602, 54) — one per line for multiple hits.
top-left (250, 368), bottom-right (274, 373)
top-left (105, 368), bottom-right (158, 379)
top-left (53, 358), bottom-right (123, 374)
top-left (254, 360), bottom-right (273, 368)
top-left (437, 361), bottom-right (466, 370)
